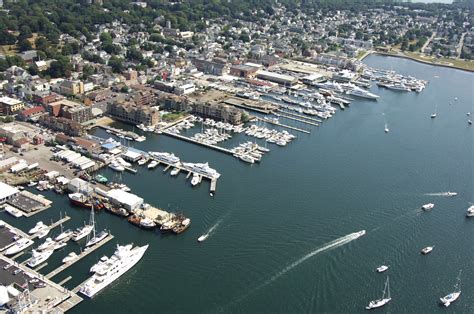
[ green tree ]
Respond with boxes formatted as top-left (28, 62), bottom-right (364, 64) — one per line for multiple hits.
top-left (108, 56), bottom-right (124, 73)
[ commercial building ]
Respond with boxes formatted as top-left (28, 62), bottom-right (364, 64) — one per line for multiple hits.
top-left (0, 157), bottom-right (19, 172)
top-left (229, 64), bottom-right (260, 78)
top-left (190, 102), bottom-right (242, 125)
top-left (0, 182), bottom-right (19, 204)
top-left (46, 99), bottom-right (93, 123)
top-left (106, 189), bottom-right (143, 211)
top-left (0, 97), bottom-right (24, 115)
top-left (58, 80), bottom-right (84, 96)
top-left (108, 101), bottom-right (160, 126)
top-left (191, 58), bottom-right (229, 76)
top-left (175, 83), bottom-right (196, 95)
top-left (17, 106), bottom-right (46, 122)
top-left (256, 70), bottom-right (298, 86)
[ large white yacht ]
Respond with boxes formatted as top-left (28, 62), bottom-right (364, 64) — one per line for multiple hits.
top-left (28, 249), bottom-right (54, 267)
top-left (148, 152), bottom-right (180, 165)
top-left (80, 244), bottom-right (149, 298)
top-left (28, 221), bottom-right (48, 235)
top-left (5, 238), bottom-right (34, 256)
top-left (182, 162), bottom-right (221, 179)
top-left (347, 87), bottom-right (379, 100)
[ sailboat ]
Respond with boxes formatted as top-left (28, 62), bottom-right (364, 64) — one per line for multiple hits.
top-left (382, 113), bottom-right (389, 133)
top-left (86, 203), bottom-right (108, 247)
top-left (431, 104), bottom-right (437, 118)
top-left (440, 270), bottom-right (462, 307)
top-left (366, 276), bottom-right (391, 310)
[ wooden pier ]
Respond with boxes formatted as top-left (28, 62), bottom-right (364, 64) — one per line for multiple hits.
top-left (276, 112), bottom-right (320, 126)
top-left (163, 131), bottom-right (234, 155)
top-left (46, 234), bottom-right (115, 279)
top-left (255, 117), bottom-right (311, 134)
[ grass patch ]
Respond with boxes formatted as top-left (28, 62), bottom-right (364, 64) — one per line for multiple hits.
top-left (161, 112), bottom-right (187, 122)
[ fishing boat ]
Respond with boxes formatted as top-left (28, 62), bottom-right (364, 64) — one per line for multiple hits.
top-left (422, 203), bottom-right (435, 211)
top-left (197, 234), bottom-right (209, 242)
top-left (69, 193), bottom-right (92, 209)
top-left (440, 270), bottom-right (462, 307)
top-left (139, 217), bottom-right (156, 229)
top-left (172, 218), bottom-right (191, 234)
top-left (421, 246), bottom-right (434, 255)
top-left (106, 207), bottom-right (129, 217)
top-left (366, 276), bottom-right (391, 310)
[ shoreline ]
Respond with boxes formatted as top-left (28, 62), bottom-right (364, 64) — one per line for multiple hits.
top-left (360, 51), bottom-right (474, 73)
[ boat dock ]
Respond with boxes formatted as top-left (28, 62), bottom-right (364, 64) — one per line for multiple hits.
top-left (96, 125), bottom-right (139, 140)
top-left (124, 166), bottom-right (137, 174)
top-left (56, 294), bottom-right (83, 312)
top-left (28, 215), bottom-right (71, 240)
top-left (255, 117), bottom-right (311, 134)
top-left (277, 109), bottom-right (323, 123)
top-left (276, 112), bottom-right (320, 126)
top-left (46, 234), bottom-right (115, 279)
top-left (162, 130), bottom-right (234, 155)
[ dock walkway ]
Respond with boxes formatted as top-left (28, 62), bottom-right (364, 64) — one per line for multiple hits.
top-left (162, 131), bottom-right (233, 155)
top-left (255, 117), bottom-right (311, 134)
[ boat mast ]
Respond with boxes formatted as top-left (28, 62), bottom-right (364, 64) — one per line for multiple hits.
top-left (455, 270), bottom-right (462, 293)
top-left (387, 276), bottom-right (390, 299)
top-left (90, 202), bottom-right (96, 238)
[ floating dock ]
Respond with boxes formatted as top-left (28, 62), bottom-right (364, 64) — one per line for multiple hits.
top-left (276, 109), bottom-right (323, 123)
top-left (162, 131), bottom-right (233, 155)
top-left (255, 117), bottom-right (311, 134)
top-left (276, 113), bottom-right (320, 126)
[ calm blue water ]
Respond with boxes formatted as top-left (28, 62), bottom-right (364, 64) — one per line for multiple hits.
top-left (2, 55), bottom-right (472, 313)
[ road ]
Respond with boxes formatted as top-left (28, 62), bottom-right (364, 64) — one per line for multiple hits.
top-left (456, 32), bottom-right (466, 58)
top-left (421, 31), bottom-right (436, 54)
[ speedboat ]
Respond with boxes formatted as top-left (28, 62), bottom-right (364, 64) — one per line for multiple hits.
top-left (431, 113), bottom-right (437, 118)
top-left (28, 249), bottom-right (54, 267)
top-left (422, 203), bottom-right (434, 211)
top-left (197, 234), bottom-right (209, 242)
top-left (191, 175), bottom-right (200, 186)
top-left (55, 229), bottom-right (73, 242)
top-left (384, 127), bottom-right (389, 133)
top-left (4, 205), bottom-right (23, 218)
top-left (466, 205), bottom-right (474, 217)
top-left (440, 271), bottom-right (462, 307)
top-left (356, 230), bottom-right (366, 237)
top-left (366, 277), bottom-right (391, 310)
top-left (421, 246), bottom-right (434, 255)
top-left (36, 228), bottom-right (50, 239)
top-left (28, 221), bottom-right (48, 235)
top-left (445, 191), bottom-right (457, 197)
top-left (148, 160), bottom-right (158, 169)
top-left (62, 252), bottom-right (78, 264)
top-left (376, 265), bottom-right (389, 273)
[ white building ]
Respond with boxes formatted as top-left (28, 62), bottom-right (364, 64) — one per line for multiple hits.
top-left (0, 182), bottom-right (19, 204)
top-left (106, 189), bottom-right (143, 211)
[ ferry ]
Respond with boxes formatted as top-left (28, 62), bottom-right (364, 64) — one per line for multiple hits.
top-left (80, 244), bottom-right (148, 298)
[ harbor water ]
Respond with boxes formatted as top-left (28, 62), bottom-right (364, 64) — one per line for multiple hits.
top-left (2, 54), bottom-right (473, 313)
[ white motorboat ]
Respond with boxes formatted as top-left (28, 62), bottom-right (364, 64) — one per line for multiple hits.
top-left (422, 203), bottom-right (435, 211)
top-left (139, 218), bottom-right (156, 229)
top-left (468, 119), bottom-right (472, 125)
top-left (72, 225), bottom-right (94, 241)
top-left (5, 238), bottom-right (34, 256)
top-left (54, 241), bottom-right (67, 250)
top-left (357, 230), bottom-right (366, 237)
top-left (62, 252), bottom-right (78, 264)
top-left (444, 191), bottom-right (457, 197)
top-left (170, 168), bottom-right (180, 176)
top-left (384, 126), bottom-right (389, 133)
top-left (239, 155), bottom-right (255, 164)
top-left (55, 229), bottom-right (73, 242)
top-left (191, 175), bottom-right (200, 186)
top-left (440, 271), bottom-right (462, 307)
top-left (148, 152), bottom-right (180, 165)
top-left (376, 265), bottom-right (389, 273)
top-left (421, 246), bottom-right (434, 255)
top-left (37, 237), bottom-right (56, 251)
top-left (366, 276), bottom-right (391, 310)
top-left (147, 160), bottom-right (158, 169)
top-left (197, 234), bottom-right (209, 242)
top-left (4, 205), bottom-right (23, 218)
top-left (137, 158), bottom-right (148, 166)
top-left (28, 221), bottom-right (48, 234)
top-left (466, 205), bottom-right (474, 217)
top-left (86, 230), bottom-right (108, 247)
top-left (109, 161), bottom-right (125, 172)
top-left (36, 228), bottom-right (50, 239)
top-left (431, 113), bottom-right (437, 118)
top-left (28, 249), bottom-right (54, 267)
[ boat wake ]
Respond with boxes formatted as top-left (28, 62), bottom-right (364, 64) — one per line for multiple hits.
top-left (424, 192), bottom-right (455, 196)
top-left (228, 231), bottom-right (365, 306)
top-left (200, 218), bottom-right (223, 240)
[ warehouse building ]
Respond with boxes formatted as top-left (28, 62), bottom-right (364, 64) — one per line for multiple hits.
top-left (0, 182), bottom-right (19, 204)
top-left (106, 189), bottom-right (143, 211)
top-left (255, 70), bottom-right (298, 86)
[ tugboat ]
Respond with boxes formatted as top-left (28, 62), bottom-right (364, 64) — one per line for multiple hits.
top-left (69, 193), bottom-right (92, 209)
top-left (172, 218), bottom-right (191, 234)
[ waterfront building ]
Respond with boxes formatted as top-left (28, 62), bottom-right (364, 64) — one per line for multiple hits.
top-left (38, 115), bottom-right (83, 136)
top-left (106, 189), bottom-right (143, 211)
top-left (46, 99), bottom-right (93, 123)
top-left (190, 101), bottom-right (242, 125)
top-left (108, 101), bottom-right (160, 126)
top-left (0, 182), bottom-right (19, 204)
top-left (0, 157), bottom-right (19, 172)
top-left (256, 70), bottom-right (298, 86)
top-left (0, 97), bottom-right (24, 115)
top-left (229, 64), bottom-right (260, 78)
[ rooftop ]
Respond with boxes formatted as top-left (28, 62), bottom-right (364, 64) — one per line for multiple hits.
top-left (0, 97), bottom-right (22, 106)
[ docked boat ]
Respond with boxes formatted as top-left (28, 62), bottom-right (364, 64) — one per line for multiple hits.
top-left (72, 225), bottom-right (94, 242)
top-left (28, 221), bottom-right (48, 235)
top-left (347, 87), bottom-right (379, 100)
top-left (466, 205), bottom-right (474, 217)
top-left (191, 174), bottom-right (200, 186)
top-left (55, 229), bottom-right (73, 242)
top-left (109, 161), bottom-right (125, 172)
top-left (440, 270), bottom-right (462, 307)
top-left (181, 162), bottom-right (221, 179)
top-left (4, 205), bottom-right (23, 218)
top-left (148, 152), bottom-right (180, 165)
top-left (28, 249), bottom-right (54, 267)
top-left (172, 218), bottom-right (191, 234)
top-left (376, 265), bottom-right (389, 273)
top-left (62, 252), bottom-right (78, 264)
top-left (239, 155), bottom-right (255, 164)
top-left (54, 241), bottom-right (67, 250)
top-left (106, 207), bottom-right (129, 217)
top-left (139, 217), bottom-right (156, 229)
top-left (79, 244), bottom-right (148, 298)
top-left (5, 238), bottom-right (34, 256)
top-left (421, 246), bottom-right (434, 255)
top-left (94, 174), bottom-right (108, 183)
top-left (170, 168), bottom-right (180, 176)
top-left (90, 256), bottom-right (109, 273)
top-left (422, 203), bottom-right (435, 211)
top-left (160, 220), bottom-right (177, 233)
top-left (366, 276), bottom-right (391, 310)
top-left (197, 234), bottom-right (209, 242)
top-left (69, 193), bottom-right (92, 209)
top-left (147, 160), bottom-right (158, 169)
top-left (36, 228), bottom-right (50, 239)
top-left (37, 237), bottom-right (56, 251)
top-left (86, 230), bottom-right (108, 247)
top-left (137, 158), bottom-right (148, 166)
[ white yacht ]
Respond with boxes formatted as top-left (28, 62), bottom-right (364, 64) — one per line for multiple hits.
top-left (28, 221), bottom-right (48, 235)
top-left (421, 246), bottom-right (434, 255)
top-left (347, 87), bottom-right (379, 100)
top-left (239, 155), bottom-right (255, 164)
top-left (37, 237), bottom-right (56, 251)
top-left (36, 228), bottom-right (50, 239)
top-left (90, 256), bottom-right (110, 273)
top-left (466, 205), bottom-right (474, 217)
top-left (4, 205), bottom-right (23, 218)
top-left (366, 276), bottom-right (391, 310)
top-left (109, 161), bottom-right (125, 172)
top-left (148, 152), bottom-right (180, 165)
top-left (62, 252), bottom-right (78, 264)
top-left (191, 174), bottom-right (200, 186)
top-left (440, 271), bottom-right (462, 307)
top-left (147, 160), bottom-right (158, 169)
top-left (422, 203), bottom-right (435, 211)
top-left (139, 218), bottom-right (156, 229)
top-left (54, 241), bottom-right (67, 250)
top-left (28, 249), bottom-right (54, 267)
top-left (182, 162), bottom-right (221, 179)
top-left (55, 229), bottom-right (73, 242)
top-left (79, 244), bottom-right (149, 298)
top-left (444, 191), bottom-right (457, 197)
top-left (72, 225), bottom-right (94, 241)
top-left (5, 238), bottom-right (34, 256)
top-left (170, 168), bottom-right (180, 176)
top-left (376, 265), bottom-right (389, 273)
top-left (137, 158), bottom-right (148, 166)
